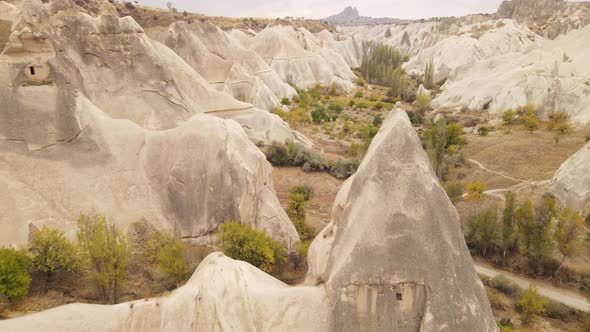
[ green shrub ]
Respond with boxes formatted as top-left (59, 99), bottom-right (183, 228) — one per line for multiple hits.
top-left (502, 110), bottom-right (515, 125)
top-left (280, 97), bottom-right (291, 106)
top-left (77, 214), bottom-right (130, 304)
top-left (348, 100), bottom-right (355, 107)
top-left (217, 221), bottom-right (287, 273)
top-left (444, 181), bottom-right (464, 203)
top-left (265, 143), bottom-right (290, 166)
top-left (354, 91), bottom-right (363, 99)
top-left (478, 126), bottom-right (491, 136)
top-left (490, 275), bottom-right (520, 297)
top-left (406, 110), bottom-right (423, 125)
top-left (368, 95), bottom-right (378, 102)
top-left (373, 102), bottom-right (384, 111)
top-left (287, 193), bottom-right (315, 242)
top-left (328, 103), bottom-right (343, 113)
top-left (329, 159), bottom-right (360, 179)
top-left (372, 114), bottom-right (383, 127)
top-left (30, 227), bottom-right (78, 282)
top-left (348, 142), bottom-right (360, 158)
top-left (523, 113), bottom-right (539, 133)
top-left (355, 77), bottom-right (365, 86)
top-left (517, 285), bottom-right (547, 325)
top-left (355, 101), bottom-right (369, 109)
top-left (413, 93), bottom-right (432, 113)
top-left (289, 185), bottom-right (312, 201)
top-left (157, 235), bottom-right (188, 288)
top-left (311, 107), bottom-right (330, 124)
top-left (0, 248), bottom-right (31, 300)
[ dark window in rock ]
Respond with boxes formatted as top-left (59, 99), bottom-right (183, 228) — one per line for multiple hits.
top-left (29, 66), bottom-right (35, 76)
top-left (396, 292), bottom-right (403, 301)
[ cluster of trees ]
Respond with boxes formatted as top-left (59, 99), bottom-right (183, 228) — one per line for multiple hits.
top-left (359, 42), bottom-right (415, 100)
top-left (286, 186), bottom-right (316, 268)
top-left (502, 104), bottom-right (572, 143)
top-left (467, 192), bottom-right (584, 275)
top-left (422, 118), bottom-right (467, 181)
top-left (0, 215), bottom-right (188, 309)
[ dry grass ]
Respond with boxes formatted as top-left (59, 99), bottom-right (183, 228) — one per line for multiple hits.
top-left (0, 19), bottom-right (11, 53)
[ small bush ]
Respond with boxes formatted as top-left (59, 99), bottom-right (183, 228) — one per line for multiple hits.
top-left (544, 301), bottom-right (573, 321)
top-left (157, 235), bottom-right (188, 288)
top-left (373, 102), bottom-right (384, 111)
top-left (502, 110), bottom-right (515, 125)
top-left (355, 77), bottom-right (365, 87)
top-left (466, 181), bottom-right (486, 201)
top-left (354, 91), bottom-right (363, 99)
top-left (0, 248), bottom-right (31, 300)
top-left (487, 290), bottom-right (505, 310)
top-left (329, 159), bottom-right (360, 179)
top-left (311, 107), bottom-right (330, 124)
top-left (517, 285), bottom-right (547, 325)
top-left (413, 93), bottom-right (432, 113)
top-left (444, 181), bottom-right (464, 203)
top-left (265, 143), bottom-right (290, 166)
top-left (498, 318), bottom-right (515, 332)
top-left (348, 100), bottom-right (355, 107)
top-left (406, 110), bottom-right (424, 125)
top-left (478, 126), bottom-right (491, 136)
top-left (289, 185), bottom-right (312, 201)
top-left (328, 103), bottom-right (343, 113)
top-left (490, 275), bottom-right (520, 297)
top-left (523, 113), bottom-right (539, 133)
top-left (372, 114), bottom-right (383, 127)
top-left (217, 221), bottom-right (287, 273)
top-left (355, 101), bottom-right (369, 109)
top-left (280, 97), bottom-right (291, 106)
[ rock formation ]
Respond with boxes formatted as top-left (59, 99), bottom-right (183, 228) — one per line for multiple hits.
top-left (324, 6), bottom-right (412, 26)
top-left (0, 107), bottom-right (498, 331)
top-left (0, 0), bottom-right (299, 247)
top-left (146, 21), bottom-right (297, 111)
top-left (552, 142), bottom-right (590, 213)
top-left (240, 25), bottom-right (357, 92)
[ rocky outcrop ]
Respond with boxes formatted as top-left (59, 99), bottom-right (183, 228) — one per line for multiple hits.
top-left (552, 142), bottom-right (590, 213)
top-left (323, 6), bottom-right (412, 26)
top-left (306, 107), bottom-right (496, 331)
top-left (0, 0), bottom-right (299, 247)
top-left (0, 107), bottom-right (497, 331)
top-left (241, 25), bottom-right (357, 92)
top-left (497, 0), bottom-right (566, 22)
top-left (147, 21), bottom-right (296, 111)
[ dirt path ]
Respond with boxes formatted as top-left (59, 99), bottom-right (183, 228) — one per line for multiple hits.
top-left (475, 262), bottom-right (590, 312)
top-left (468, 158), bottom-right (528, 183)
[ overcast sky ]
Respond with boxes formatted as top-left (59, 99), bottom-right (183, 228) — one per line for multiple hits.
top-left (136, 0), bottom-right (506, 20)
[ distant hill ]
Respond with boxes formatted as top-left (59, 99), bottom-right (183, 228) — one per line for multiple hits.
top-left (323, 6), bottom-right (412, 26)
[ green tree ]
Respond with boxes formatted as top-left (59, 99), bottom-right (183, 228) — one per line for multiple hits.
top-left (77, 214), bottom-right (130, 304)
top-left (499, 192), bottom-right (517, 264)
top-left (0, 248), bottom-right (31, 301)
top-left (518, 285), bottom-right (547, 325)
top-left (217, 221), bottom-right (287, 273)
top-left (467, 209), bottom-right (499, 257)
top-left (30, 227), bottom-right (78, 285)
top-left (287, 192), bottom-right (315, 242)
top-left (554, 209), bottom-right (583, 276)
top-left (157, 235), bottom-right (188, 288)
top-left (516, 200), bottom-right (552, 271)
top-left (423, 58), bottom-right (435, 90)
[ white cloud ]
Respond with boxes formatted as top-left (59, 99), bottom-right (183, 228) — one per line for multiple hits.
top-left (135, 0), bottom-right (505, 19)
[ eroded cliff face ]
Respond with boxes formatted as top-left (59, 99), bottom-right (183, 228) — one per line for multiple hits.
top-left (552, 142), bottom-right (590, 214)
top-left (0, 0), bottom-right (299, 248)
top-left (0, 107), bottom-right (499, 332)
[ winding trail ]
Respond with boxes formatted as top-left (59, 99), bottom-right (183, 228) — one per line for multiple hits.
top-left (475, 262), bottom-right (590, 312)
top-left (468, 158), bottom-right (528, 183)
